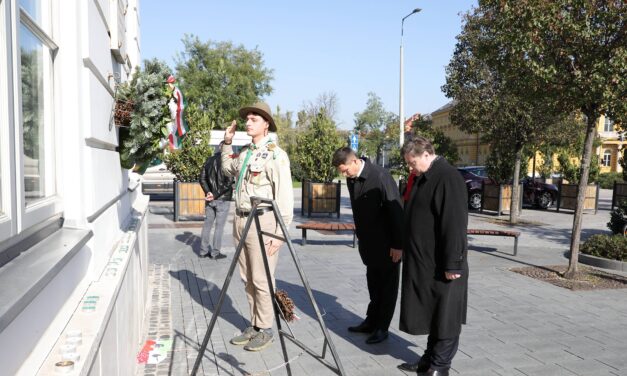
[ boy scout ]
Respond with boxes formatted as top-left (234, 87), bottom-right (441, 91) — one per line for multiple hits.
top-left (221, 102), bottom-right (294, 352)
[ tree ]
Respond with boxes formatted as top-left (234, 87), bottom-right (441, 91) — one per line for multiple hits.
top-left (163, 102), bottom-right (215, 182)
top-left (353, 92), bottom-right (398, 164)
top-left (175, 35), bottom-right (273, 128)
top-left (292, 109), bottom-right (344, 182)
top-left (274, 105), bottom-right (301, 176)
top-left (295, 92), bottom-right (340, 129)
top-left (460, 0), bottom-right (627, 278)
top-left (443, 14), bottom-right (567, 223)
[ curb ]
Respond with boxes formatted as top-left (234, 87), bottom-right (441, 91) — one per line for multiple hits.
top-left (578, 253), bottom-right (627, 272)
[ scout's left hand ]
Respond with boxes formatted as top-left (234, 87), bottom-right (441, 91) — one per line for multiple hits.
top-left (390, 248), bottom-right (402, 263)
top-left (445, 272), bottom-right (461, 280)
top-left (266, 239), bottom-right (283, 256)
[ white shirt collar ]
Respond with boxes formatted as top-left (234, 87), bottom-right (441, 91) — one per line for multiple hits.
top-left (356, 159), bottom-right (365, 178)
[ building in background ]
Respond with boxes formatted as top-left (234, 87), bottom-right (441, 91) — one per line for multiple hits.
top-left (430, 101), bottom-right (624, 175)
top-left (430, 101), bottom-right (489, 167)
top-left (0, 1), bottom-right (149, 375)
top-left (597, 115), bottom-right (625, 173)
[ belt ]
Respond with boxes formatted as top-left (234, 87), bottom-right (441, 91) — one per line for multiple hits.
top-left (235, 207), bottom-right (272, 217)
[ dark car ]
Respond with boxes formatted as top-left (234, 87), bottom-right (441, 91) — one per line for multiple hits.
top-left (457, 166), bottom-right (493, 210)
top-left (457, 166), bottom-right (559, 210)
top-left (520, 177), bottom-right (559, 209)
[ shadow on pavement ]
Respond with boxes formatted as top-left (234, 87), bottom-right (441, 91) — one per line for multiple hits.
top-left (275, 279), bottom-right (418, 363)
top-left (168, 269), bottom-right (244, 334)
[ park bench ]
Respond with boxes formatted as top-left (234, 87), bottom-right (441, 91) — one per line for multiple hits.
top-left (296, 222), bottom-right (520, 256)
top-left (467, 228), bottom-right (520, 256)
top-left (296, 222), bottom-right (357, 248)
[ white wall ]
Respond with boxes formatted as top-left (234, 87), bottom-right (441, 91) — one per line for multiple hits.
top-left (0, 0), bottom-right (148, 374)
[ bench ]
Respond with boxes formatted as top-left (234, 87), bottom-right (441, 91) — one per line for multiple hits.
top-left (467, 229), bottom-right (521, 256)
top-left (296, 222), bottom-right (357, 248)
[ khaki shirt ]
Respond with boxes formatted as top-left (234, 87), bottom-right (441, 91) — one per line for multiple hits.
top-left (221, 136), bottom-right (294, 227)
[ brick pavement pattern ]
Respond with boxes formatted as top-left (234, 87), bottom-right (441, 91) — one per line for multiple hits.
top-left (139, 189), bottom-right (627, 376)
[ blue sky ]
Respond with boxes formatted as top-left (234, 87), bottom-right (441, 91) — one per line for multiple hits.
top-left (140, 1), bottom-right (477, 129)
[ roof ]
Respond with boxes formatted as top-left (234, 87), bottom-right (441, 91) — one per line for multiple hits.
top-left (430, 100), bottom-right (457, 116)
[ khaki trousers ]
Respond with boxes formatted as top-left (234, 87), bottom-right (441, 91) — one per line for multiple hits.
top-left (233, 212), bottom-right (280, 329)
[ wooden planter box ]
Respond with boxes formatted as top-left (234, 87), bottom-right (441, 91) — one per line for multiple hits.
top-left (611, 182), bottom-right (627, 210)
top-left (301, 180), bottom-right (341, 218)
top-left (556, 182), bottom-right (599, 213)
top-left (480, 182), bottom-right (523, 215)
top-left (174, 180), bottom-right (206, 221)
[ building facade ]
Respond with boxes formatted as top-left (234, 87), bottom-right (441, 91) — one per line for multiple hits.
top-left (0, 1), bottom-right (149, 375)
top-left (430, 101), bottom-right (625, 174)
top-left (430, 101), bottom-right (490, 167)
top-left (596, 115), bottom-right (625, 173)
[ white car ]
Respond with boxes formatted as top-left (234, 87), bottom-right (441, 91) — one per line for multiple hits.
top-left (141, 162), bottom-right (175, 195)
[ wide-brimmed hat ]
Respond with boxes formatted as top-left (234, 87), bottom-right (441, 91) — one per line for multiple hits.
top-left (239, 102), bottom-right (276, 132)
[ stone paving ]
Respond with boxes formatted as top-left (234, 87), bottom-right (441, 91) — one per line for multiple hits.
top-left (137, 188), bottom-right (627, 376)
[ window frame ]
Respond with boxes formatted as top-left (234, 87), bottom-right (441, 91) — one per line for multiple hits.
top-left (602, 150), bottom-right (612, 167)
top-left (604, 117), bottom-right (614, 133)
top-left (0, 0), bottom-right (61, 243)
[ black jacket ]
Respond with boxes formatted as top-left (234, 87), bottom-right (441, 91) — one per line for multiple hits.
top-left (347, 159), bottom-right (403, 266)
top-left (199, 152), bottom-right (234, 201)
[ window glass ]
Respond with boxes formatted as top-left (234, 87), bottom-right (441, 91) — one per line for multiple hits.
top-left (19, 0), bottom-right (40, 23)
top-left (604, 117), bottom-right (614, 132)
top-left (20, 23), bottom-right (49, 204)
top-left (603, 150), bottom-right (611, 167)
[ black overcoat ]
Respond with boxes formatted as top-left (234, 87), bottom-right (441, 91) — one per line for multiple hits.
top-left (347, 159), bottom-right (403, 266)
top-left (399, 157), bottom-right (469, 338)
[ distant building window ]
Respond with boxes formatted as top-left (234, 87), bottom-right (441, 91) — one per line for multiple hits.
top-left (602, 150), bottom-right (612, 167)
top-left (604, 117), bottom-right (614, 132)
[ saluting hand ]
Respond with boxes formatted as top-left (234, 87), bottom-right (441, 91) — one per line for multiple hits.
top-left (224, 120), bottom-right (237, 144)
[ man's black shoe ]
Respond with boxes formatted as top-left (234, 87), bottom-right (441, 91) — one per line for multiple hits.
top-left (365, 329), bottom-right (388, 344)
top-left (208, 253), bottom-right (227, 260)
top-left (347, 321), bottom-right (374, 333)
top-left (397, 358), bottom-right (429, 372)
top-left (417, 368), bottom-right (449, 376)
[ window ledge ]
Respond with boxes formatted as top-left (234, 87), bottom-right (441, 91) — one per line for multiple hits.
top-left (0, 227), bottom-right (93, 333)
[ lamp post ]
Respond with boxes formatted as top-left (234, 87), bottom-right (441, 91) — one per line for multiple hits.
top-left (399, 8), bottom-right (421, 148)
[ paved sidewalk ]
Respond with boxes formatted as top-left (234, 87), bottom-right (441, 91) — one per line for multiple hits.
top-left (138, 188), bottom-right (627, 376)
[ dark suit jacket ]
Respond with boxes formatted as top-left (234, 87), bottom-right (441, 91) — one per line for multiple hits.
top-left (347, 159), bottom-right (403, 266)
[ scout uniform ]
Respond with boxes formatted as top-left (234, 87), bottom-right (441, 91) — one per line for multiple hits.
top-left (221, 135), bottom-right (293, 330)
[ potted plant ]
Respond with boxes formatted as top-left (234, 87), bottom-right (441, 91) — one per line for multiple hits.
top-left (292, 110), bottom-right (344, 217)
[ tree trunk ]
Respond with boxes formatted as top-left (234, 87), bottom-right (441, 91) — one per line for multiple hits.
top-left (510, 148), bottom-right (522, 224)
top-left (564, 115), bottom-right (598, 279)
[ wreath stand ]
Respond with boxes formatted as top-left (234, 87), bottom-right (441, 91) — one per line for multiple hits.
top-left (191, 197), bottom-right (345, 376)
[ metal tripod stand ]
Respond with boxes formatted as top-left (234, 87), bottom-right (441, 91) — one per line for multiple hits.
top-left (191, 197), bottom-right (345, 375)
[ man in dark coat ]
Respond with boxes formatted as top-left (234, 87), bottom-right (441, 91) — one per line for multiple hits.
top-left (332, 147), bottom-right (403, 344)
top-left (398, 136), bottom-right (468, 376)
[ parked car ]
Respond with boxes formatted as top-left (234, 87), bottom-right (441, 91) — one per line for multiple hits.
top-left (520, 177), bottom-right (559, 209)
top-left (457, 166), bottom-right (493, 210)
top-left (457, 166), bottom-right (559, 210)
top-left (142, 162), bottom-right (175, 195)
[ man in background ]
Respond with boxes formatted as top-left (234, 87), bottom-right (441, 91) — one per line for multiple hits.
top-left (198, 141), bottom-right (233, 259)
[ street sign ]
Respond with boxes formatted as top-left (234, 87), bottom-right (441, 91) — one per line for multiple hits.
top-left (350, 134), bottom-right (358, 152)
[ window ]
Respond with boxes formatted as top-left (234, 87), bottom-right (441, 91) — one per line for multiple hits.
top-left (0, 0), bottom-right (59, 242)
top-left (604, 117), bottom-right (614, 132)
top-left (602, 150), bottom-right (612, 167)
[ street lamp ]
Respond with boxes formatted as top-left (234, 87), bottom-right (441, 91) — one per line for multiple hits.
top-left (399, 7), bottom-right (421, 148)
